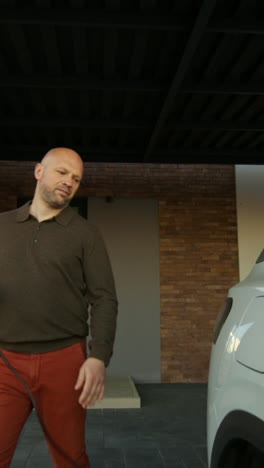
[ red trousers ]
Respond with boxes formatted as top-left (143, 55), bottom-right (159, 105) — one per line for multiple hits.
top-left (0, 341), bottom-right (90, 468)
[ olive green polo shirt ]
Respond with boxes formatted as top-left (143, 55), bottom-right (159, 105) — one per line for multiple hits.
top-left (0, 202), bottom-right (118, 366)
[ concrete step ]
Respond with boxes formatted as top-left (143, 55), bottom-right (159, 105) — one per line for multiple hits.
top-left (92, 376), bottom-right (141, 409)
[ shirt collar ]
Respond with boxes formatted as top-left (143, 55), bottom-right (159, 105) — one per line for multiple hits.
top-left (16, 201), bottom-right (76, 226)
top-left (16, 201), bottom-right (31, 222)
top-left (55, 206), bottom-right (76, 226)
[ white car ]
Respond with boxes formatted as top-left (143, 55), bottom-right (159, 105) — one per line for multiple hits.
top-left (207, 250), bottom-right (264, 468)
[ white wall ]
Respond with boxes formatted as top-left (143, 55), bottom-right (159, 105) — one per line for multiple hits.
top-left (88, 198), bottom-right (161, 383)
top-left (236, 165), bottom-right (264, 280)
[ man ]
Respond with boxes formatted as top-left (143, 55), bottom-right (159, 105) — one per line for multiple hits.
top-left (0, 147), bottom-right (118, 467)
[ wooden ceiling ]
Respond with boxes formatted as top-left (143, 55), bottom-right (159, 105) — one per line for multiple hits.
top-left (0, 0), bottom-right (264, 164)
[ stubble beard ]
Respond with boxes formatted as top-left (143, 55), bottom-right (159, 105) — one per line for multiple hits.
top-left (40, 186), bottom-right (71, 209)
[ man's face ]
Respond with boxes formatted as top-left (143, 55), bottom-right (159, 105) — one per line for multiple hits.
top-left (35, 153), bottom-right (83, 209)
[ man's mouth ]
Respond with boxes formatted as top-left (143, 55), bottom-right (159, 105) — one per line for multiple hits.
top-left (56, 188), bottom-right (70, 196)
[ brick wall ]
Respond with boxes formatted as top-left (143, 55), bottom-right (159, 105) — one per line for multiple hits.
top-left (0, 161), bottom-right (239, 382)
top-left (159, 171), bottom-right (239, 382)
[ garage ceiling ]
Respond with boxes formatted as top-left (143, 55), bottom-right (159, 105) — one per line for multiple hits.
top-left (0, 0), bottom-right (264, 164)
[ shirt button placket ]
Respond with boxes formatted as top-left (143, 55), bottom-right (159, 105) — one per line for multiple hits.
top-left (33, 224), bottom-right (40, 244)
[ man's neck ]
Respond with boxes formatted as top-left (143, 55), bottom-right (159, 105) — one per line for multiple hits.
top-left (30, 198), bottom-right (64, 222)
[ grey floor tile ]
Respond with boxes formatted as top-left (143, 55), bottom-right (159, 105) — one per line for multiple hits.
top-left (194, 445), bottom-right (208, 467)
top-left (10, 463), bottom-right (28, 468)
top-left (164, 463), bottom-right (186, 468)
top-left (104, 432), bottom-right (157, 449)
top-left (124, 448), bottom-right (165, 468)
top-left (160, 446), bottom-right (188, 462)
top-left (105, 462), bottom-right (125, 468)
top-left (86, 430), bottom-right (104, 448)
top-left (89, 460), bottom-right (105, 468)
top-left (10, 383), bottom-right (208, 468)
top-left (25, 458), bottom-right (53, 468)
top-left (184, 460), bottom-right (207, 468)
top-left (10, 461), bottom-right (25, 468)
top-left (10, 444), bottom-right (33, 463)
top-left (160, 443), bottom-right (208, 468)
top-left (28, 440), bottom-right (50, 456)
top-left (103, 447), bottom-right (125, 462)
top-left (88, 448), bottom-right (105, 468)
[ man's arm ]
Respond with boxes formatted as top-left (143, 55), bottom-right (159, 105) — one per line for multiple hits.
top-left (75, 224), bottom-right (118, 407)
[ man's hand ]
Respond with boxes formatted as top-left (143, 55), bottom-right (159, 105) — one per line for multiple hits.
top-left (74, 357), bottom-right (105, 409)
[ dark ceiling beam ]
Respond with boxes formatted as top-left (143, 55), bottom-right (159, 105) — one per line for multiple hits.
top-left (152, 149), bottom-right (264, 164)
top-left (207, 19), bottom-right (264, 35)
top-left (1, 146), bottom-right (264, 164)
top-left (166, 121), bottom-right (264, 131)
top-left (0, 76), bottom-right (163, 92)
top-left (182, 83), bottom-right (264, 95)
top-left (0, 77), bottom-right (263, 96)
top-left (0, 9), bottom-right (263, 34)
top-left (72, 23), bottom-right (88, 74)
top-left (0, 146), bottom-right (144, 163)
top-left (143, 0), bottom-right (217, 161)
top-left (0, 118), bottom-right (151, 129)
top-left (1, 118), bottom-right (263, 131)
top-left (0, 8), bottom-right (190, 29)
top-left (0, 144), bottom-right (139, 154)
top-left (7, 25), bottom-right (34, 74)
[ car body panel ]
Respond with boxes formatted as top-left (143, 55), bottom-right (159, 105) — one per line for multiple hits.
top-left (207, 255), bottom-right (264, 467)
top-left (235, 296), bottom-right (264, 372)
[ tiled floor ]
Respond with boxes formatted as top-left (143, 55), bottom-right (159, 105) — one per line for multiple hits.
top-left (10, 383), bottom-right (208, 468)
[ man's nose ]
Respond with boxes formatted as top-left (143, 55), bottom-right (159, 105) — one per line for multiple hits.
top-left (63, 176), bottom-right (73, 187)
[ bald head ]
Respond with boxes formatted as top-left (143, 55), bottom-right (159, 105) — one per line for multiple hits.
top-left (41, 147), bottom-right (84, 172)
top-left (33, 147), bottom-right (84, 212)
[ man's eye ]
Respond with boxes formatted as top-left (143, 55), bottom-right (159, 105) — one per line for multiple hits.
top-left (57, 170), bottom-right (65, 175)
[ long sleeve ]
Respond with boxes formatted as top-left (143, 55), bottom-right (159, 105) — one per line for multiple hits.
top-left (82, 225), bottom-right (118, 367)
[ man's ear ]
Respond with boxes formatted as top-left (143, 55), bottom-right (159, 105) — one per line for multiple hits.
top-left (34, 163), bottom-right (43, 181)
